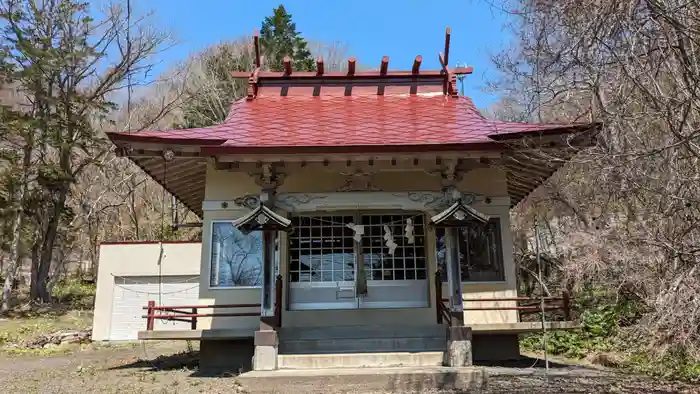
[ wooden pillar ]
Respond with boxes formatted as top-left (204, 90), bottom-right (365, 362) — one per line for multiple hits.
top-left (434, 270), bottom-right (443, 324)
top-left (444, 227), bottom-right (464, 326)
top-left (255, 229), bottom-right (280, 371)
top-left (259, 230), bottom-right (277, 330)
top-left (275, 275), bottom-right (283, 328)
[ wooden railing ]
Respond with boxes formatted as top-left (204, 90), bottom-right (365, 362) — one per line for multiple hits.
top-left (435, 286), bottom-right (573, 326)
top-left (143, 275), bottom-right (284, 330)
top-left (461, 293), bottom-right (572, 321)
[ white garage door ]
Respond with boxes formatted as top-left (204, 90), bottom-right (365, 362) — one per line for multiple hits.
top-left (109, 275), bottom-right (200, 341)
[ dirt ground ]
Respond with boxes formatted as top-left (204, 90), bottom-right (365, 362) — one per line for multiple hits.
top-left (0, 342), bottom-right (698, 394)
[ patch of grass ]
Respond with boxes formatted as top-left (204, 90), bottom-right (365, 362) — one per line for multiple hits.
top-left (624, 349), bottom-right (700, 383)
top-left (0, 309), bottom-right (92, 354)
top-left (52, 279), bottom-right (95, 310)
top-left (521, 305), bottom-right (700, 382)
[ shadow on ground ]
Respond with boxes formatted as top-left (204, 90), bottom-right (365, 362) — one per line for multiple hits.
top-left (110, 350), bottom-right (246, 378)
top-left (110, 351), bottom-right (201, 372)
top-left (474, 355), bottom-right (586, 369)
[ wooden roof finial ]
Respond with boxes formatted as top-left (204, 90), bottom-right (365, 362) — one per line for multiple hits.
top-left (444, 27), bottom-right (451, 67)
top-left (316, 56), bottom-right (324, 75)
top-left (283, 56), bottom-right (292, 76)
top-left (253, 29), bottom-right (261, 68)
top-left (412, 55), bottom-right (422, 74)
top-left (347, 57), bottom-right (356, 76)
top-left (380, 56), bottom-right (389, 75)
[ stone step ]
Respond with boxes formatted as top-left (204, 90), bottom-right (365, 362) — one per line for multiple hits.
top-left (279, 324), bottom-right (447, 341)
top-left (279, 336), bottom-right (447, 354)
top-left (237, 366), bottom-right (487, 393)
top-left (277, 351), bottom-right (445, 369)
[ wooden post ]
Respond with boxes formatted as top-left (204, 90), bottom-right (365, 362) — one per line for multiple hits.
top-left (347, 57), bottom-right (356, 76)
top-left (191, 308), bottom-right (198, 330)
top-left (434, 270), bottom-right (442, 324)
top-left (146, 300), bottom-right (155, 331)
top-left (412, 55), bottom-right (422, 74)
top-left (275, 275), bottom-right (283, 328)
top-left (380, 56), bottom-right (389, 75)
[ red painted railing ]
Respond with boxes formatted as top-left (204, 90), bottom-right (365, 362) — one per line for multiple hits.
top-left (143, 276), bottom-right (283, 330)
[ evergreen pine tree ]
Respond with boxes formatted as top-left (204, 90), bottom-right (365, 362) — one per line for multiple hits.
top-left (259, 5), bottom-right (315, 72)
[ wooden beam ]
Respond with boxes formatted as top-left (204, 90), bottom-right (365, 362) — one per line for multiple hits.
top-left (316, 56), bottom-right (324, 75)
top-left (412, 55), bottom-right (422, 74)
top-left (507, 169), bottom-right (546, 184)
top-left (505, 165), bottom-right (552, 180)
top-left (508, 176), bottom-right (537, 192)
top-left (444, 26), bottom-right (451, 67)
top-left (283, 56), bottom-right (292, 76)
top-left (231, 68), bottom-right (472, 79)
top-left (253, 30), bottom-right (261, 68)
top-left (380, 56), bottom-right (389, 75)
top-left (347, 57), bottom-right (356, 76)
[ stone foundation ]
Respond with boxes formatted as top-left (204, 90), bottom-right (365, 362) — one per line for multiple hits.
top-left (253, 330), bottom-right (279, 371)
top-left (444, 326), bottom-right (473, 367)
top-left (200, 338), bottom-right (254, 372)
top-left (472, 334), bottom-right (521, 362)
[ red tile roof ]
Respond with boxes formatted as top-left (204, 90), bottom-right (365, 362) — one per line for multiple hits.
top-left (107, 90), bottom-right (585, 154)
top-left (106, 28), bottom-right (600, 215)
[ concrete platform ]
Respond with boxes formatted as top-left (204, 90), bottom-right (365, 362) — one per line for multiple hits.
top-left (237, 366), bottom-right (487, 393)
top-left (278, 351), bottom-right (445, 369)
top-left (137, 328), bottom-right (255, 341)
top-left (470, 321), bottom-right (579, 334)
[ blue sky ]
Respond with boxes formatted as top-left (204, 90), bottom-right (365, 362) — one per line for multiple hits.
top-left (131, 0), bottom-right (516, 108)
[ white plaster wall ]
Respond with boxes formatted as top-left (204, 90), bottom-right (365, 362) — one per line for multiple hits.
top-left (91, 242), bottom-right (201, 341)
top-left (197, 162), bottom-right (519, 330)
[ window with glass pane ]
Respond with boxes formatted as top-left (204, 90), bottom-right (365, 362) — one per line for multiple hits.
top-left (288, 216), bottom-right (356, 283)
top-left (210, 222), bottom-right (263, 287)
top-left (435, 219), bottom-right (504, 282)
top-left (288, 214), bottom-right (427, 283)
top-left (361, 214), bottom-right (426, 281)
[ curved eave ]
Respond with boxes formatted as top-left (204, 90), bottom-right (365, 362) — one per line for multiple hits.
top-left (108, 122), bottom-right (601, 215)
top-left (128, 155), bottom-right (207, 218)
top-left (504, 151), bottom-right (575, 208)
top-left (501, 122), bottom-right (601, 208)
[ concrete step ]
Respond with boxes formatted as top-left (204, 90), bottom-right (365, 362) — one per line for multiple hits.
top-left (279, 324), bottom-right (447, 341)
top-left (277, 351), bottom-right (445, 369)
top-left (237, 366), bottom-right (487, 393)
top-left (279, 336), bottom-right (447, 354)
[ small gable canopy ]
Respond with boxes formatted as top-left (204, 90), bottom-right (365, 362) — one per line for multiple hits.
top-left (232, 204), bottom-right (292, 234)
top-left (430, 200), bottom-right (491, 227)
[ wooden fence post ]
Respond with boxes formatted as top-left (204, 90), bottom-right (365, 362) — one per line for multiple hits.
top-left (146, 300), bottom-right (155, 331)
top-left (191, 308), bottom-right (198, 330)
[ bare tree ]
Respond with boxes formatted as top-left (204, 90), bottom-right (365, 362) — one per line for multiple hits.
top-left (490, 0), bottom-right (700, 358)
top-left (0, 0), bottom-right (182, 304)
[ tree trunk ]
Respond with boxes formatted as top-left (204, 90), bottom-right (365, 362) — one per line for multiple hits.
top-left (1, 146), bottom-right (33, 312)
top-left (35, 186), bottom-right (69, 303)
top-left (29, 226), bottom-right (42, 302)
top-left (1, 205), bottom-right (26, 312)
